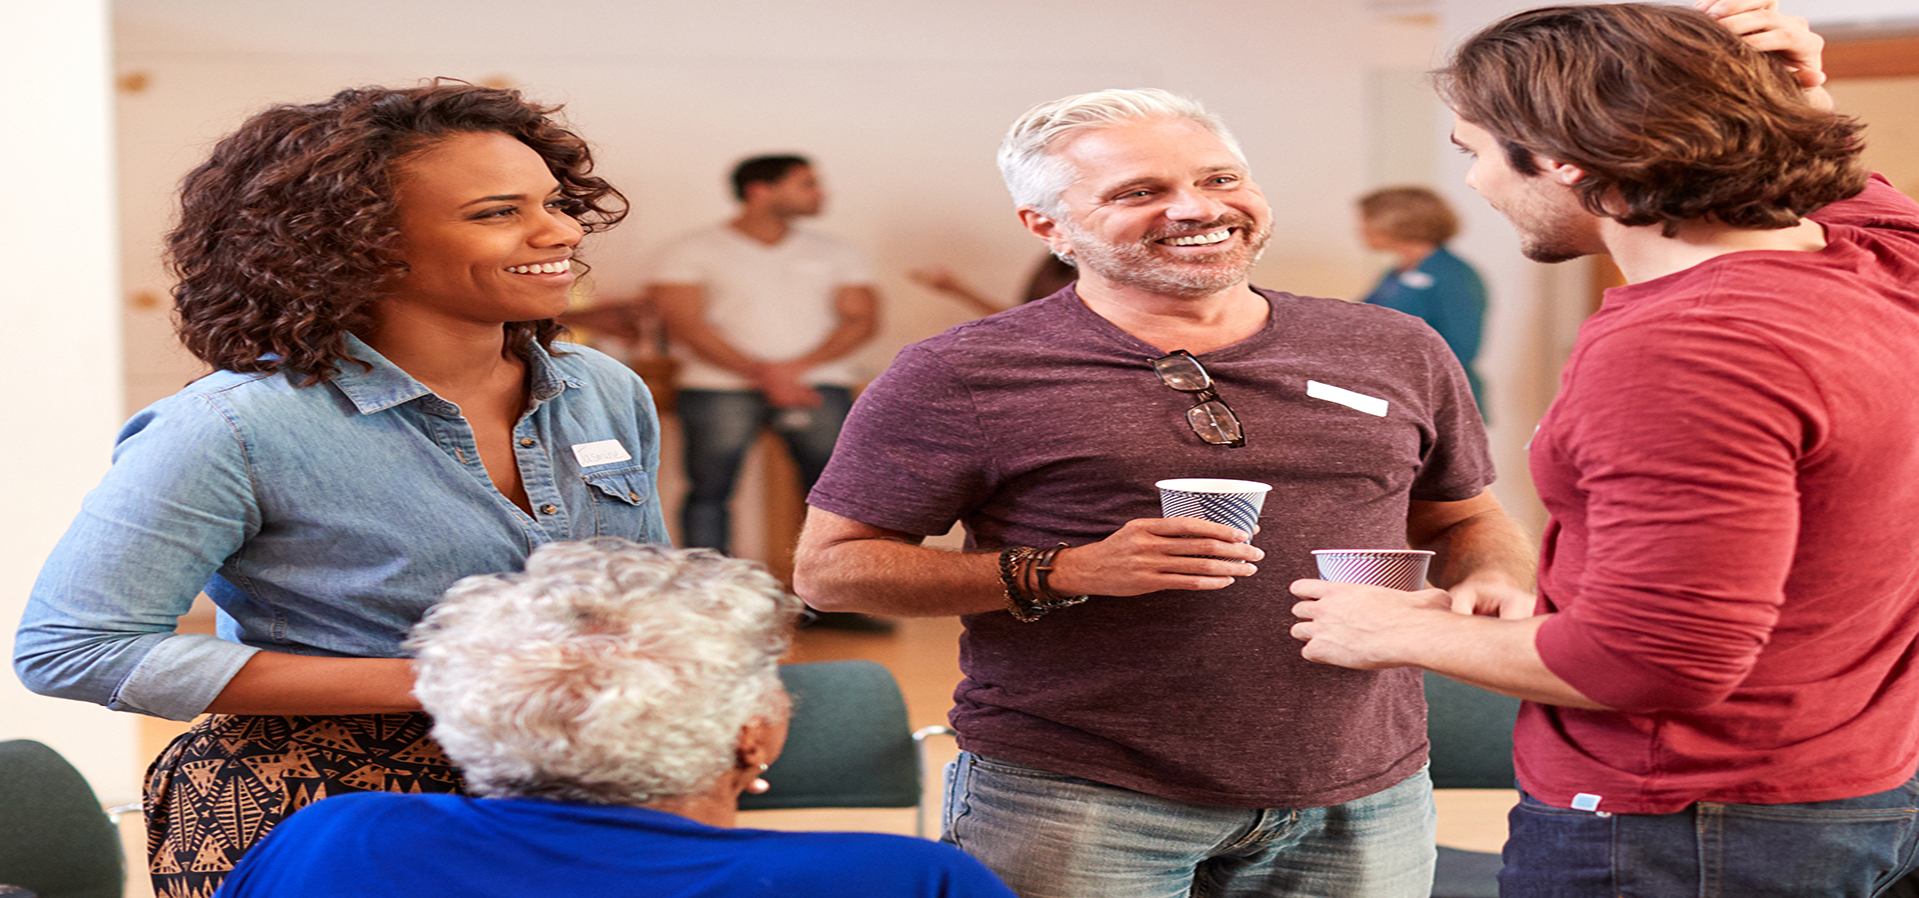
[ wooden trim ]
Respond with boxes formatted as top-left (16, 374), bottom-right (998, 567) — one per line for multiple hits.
top-left (1589, 256), bottom-right (1626, 314)
top-left (1825, 34), bottom-right (1919, 80)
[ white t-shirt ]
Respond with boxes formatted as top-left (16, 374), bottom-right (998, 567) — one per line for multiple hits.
top-left (650, 223), bottom-right (874, 390)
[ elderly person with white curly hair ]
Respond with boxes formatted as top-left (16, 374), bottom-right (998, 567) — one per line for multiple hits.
top-left (213, 538), bottom-right (1016, 898)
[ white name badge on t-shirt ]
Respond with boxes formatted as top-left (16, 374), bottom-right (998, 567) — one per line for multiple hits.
top-left (1307, 380), bottom-right (1389, 417)
top-left (571, 440), bottom-right (633, 467)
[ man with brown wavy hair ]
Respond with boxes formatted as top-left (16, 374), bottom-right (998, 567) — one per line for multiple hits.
top-left (1288, 2), bottom-right (1919, 895)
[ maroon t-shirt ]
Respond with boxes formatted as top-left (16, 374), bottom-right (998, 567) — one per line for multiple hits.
top-left (1524, 176), bottom-right (1919, 814)
top-left (810, 286), bottom-right (1492, 807)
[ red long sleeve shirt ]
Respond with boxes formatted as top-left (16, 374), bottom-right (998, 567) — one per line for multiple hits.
top-left (1520, 176), bottom-right (1919, 814)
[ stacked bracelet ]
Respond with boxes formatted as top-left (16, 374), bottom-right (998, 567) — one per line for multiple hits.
top-left (998, 543), bottom-right (1091, 623)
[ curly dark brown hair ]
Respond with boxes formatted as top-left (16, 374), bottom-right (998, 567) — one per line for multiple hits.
top-left (167, 79), bottom-right (627, 384)
top-left (1436, 3), bottom-right (1865, 237)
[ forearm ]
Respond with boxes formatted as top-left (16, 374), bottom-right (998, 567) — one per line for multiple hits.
top-left (206, 652), bottom-right (421, 715)
top-left (653, 283), bottom-right (769, 377)
top-left (793, 537), bottom-right (1010, 617)
top-left (1290, 582), bottom-right (1610, 710)
top-left (783, 286), bottom-right (879, 371)
top-left (1398, 612), bottom-right (1608, 709)
top-left (793, 508), bottom-right (1261, 617)
top-left (784, 317), bottom-right (877, 370)
top-left (1407, 492), bottom-right (1536, 594)
top-left (1420, 507), bottom-right (1535, 593)
top-left (665, 317), bottom-right (768, 377)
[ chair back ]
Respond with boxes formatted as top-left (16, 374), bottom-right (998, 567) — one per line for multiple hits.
top-left (0, 739), bottom-right (124, 898)
top-left (1424, 670), bottom-right (1520, 789)
top-left (738, 660), bottom-right (921, 810)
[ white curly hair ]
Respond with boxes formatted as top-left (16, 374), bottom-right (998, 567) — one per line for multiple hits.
top-left (407, 538), bottom-right (801, 805)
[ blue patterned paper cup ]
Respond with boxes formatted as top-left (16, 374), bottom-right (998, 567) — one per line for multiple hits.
top-left (1156, 478), bottom-right (1272, 534)
top-left (1311, 549), bottom-right (1434, 590)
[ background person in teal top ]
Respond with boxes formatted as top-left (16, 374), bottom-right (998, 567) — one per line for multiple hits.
top-left (1358, 187), bottom-right (1489, 418)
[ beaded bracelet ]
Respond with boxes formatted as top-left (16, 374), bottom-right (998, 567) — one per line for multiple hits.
top-left (999, 544), bottom-right (1090, 623)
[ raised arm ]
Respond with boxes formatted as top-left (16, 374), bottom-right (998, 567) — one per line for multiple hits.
top-left (1697, 0), bottom-right (1833, 108)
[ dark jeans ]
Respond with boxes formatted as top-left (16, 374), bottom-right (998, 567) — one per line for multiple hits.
top-left (1500, 773), bottom-right (1919, 897)
top-left (675, 386), bottom-right (852, 553)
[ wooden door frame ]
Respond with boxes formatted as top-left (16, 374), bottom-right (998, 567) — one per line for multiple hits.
top-left (1826, 31), bottom-right (1919, 79)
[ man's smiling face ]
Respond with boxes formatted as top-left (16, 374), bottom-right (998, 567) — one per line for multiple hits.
top-left (1042, 117), bottom-right (1273, 299)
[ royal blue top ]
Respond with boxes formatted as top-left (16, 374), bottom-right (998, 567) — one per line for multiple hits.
top-left (15, 337), bottom-right (670, 720)
top-left (214, 792), bottom-right (1017, 897)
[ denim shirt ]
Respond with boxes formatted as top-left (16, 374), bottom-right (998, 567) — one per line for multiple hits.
top-left (15, 337), bottom-right (670, 720)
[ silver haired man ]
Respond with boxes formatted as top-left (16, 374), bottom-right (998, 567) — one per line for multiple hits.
top-left (794, 89), bottom-right (1533, 897)
top-left (216, 539), bottom-right (1016, 897)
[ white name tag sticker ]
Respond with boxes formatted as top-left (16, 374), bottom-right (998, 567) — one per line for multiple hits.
top-left (571, 439), bottom-right (633, 467)
top-left (1307, 380), bottom-right (1389, 417)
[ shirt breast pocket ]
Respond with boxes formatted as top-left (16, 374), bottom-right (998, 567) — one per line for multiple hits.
top-left (581, 463), bottom-right (656, 537)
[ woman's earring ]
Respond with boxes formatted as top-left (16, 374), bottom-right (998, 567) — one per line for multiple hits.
top-left (748, 763), bottom-right (771, 795)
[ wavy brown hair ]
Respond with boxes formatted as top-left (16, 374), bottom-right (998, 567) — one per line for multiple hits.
top-left (1436, 3), bottom-right (1865, 237)
top-left (167, 80), bottom-right (627, 384)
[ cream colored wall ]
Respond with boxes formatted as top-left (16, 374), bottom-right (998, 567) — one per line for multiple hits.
top-left (0, 2), bottom-right (143, 803)
top-left (1830, 76), bottom-right (1919, 196)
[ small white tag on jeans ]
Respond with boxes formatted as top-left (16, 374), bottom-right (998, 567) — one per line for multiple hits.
top-left (1571, 793), bottom-right (1603, 812)
top-left (1307, 380), bottom-right (1389, 417)
top-left (571, 439), bottom-right (632, 467)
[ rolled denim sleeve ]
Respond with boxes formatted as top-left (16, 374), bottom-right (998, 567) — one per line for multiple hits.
top-left (15, 393), bottom-right (262, 720)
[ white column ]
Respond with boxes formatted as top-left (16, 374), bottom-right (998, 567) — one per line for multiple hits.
top-left (0, 0), bottom-right (140, 802)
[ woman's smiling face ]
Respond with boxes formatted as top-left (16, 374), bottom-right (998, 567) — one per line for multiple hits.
top-left (382, 130), bottom-right (584, 329)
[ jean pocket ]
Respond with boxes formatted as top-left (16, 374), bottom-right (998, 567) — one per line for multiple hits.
top-left (1689, 802), bottom-right (1917, 897)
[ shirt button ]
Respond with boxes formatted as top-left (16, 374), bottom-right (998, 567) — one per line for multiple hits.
top-left (540, 504), bottom-right (559, 515)
top-left (519, 437), bottom-right (537, 448)
top-left (627, 492), bottom-right (640, 501)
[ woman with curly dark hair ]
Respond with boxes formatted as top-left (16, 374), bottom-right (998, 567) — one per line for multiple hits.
top-left (14, 80), bottom-right (670, 897)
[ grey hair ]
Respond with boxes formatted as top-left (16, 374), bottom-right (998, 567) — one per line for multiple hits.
top-left (407, 538), bottom-right (802, 806)
top-left (996, 88), bottom-right (1249, 221)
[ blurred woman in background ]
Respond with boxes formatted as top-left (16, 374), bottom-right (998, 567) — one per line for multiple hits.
top-left (1357, 186), bottom-right (1490, 417)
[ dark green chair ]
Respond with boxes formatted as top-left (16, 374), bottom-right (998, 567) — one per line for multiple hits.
top-left (737, 660), bottom-right (952, 836)
top-left (0, 739), bottom-right (124, 898)
top-left (1425, 671), bottom-right (1522, 898)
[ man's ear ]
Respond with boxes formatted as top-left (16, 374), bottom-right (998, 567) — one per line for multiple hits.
top-left (1017, 207), bottom-right (1074, 260)
top-left (1539, 157), bottom-right (1587, 187)
top-left (739, 181), bottom-right (769, 208)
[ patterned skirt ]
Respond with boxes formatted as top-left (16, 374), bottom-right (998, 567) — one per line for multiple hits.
top-left (144, 712), bottom-right (466, 898)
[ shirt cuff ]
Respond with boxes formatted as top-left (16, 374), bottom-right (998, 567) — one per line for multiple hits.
top-left (112, 633), bottom-right (260, 721)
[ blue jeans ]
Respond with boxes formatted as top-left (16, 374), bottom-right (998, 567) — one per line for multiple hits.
top-left (675, 387), bottom-right (852, 553)
top-left (1500, 774), bottom-right (1919, 898)
top-left (941, 751), bottom-right (1436, 898)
